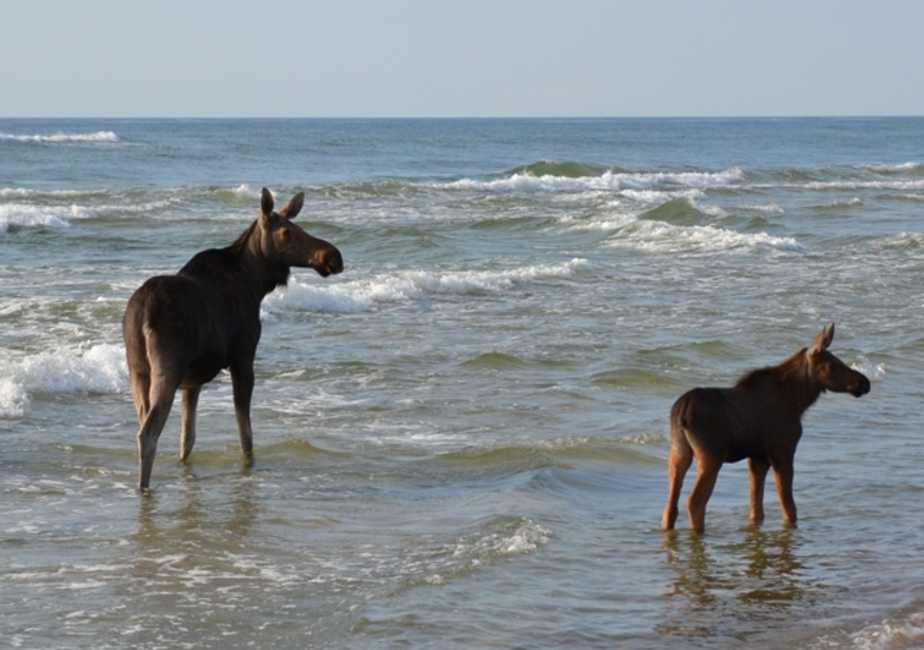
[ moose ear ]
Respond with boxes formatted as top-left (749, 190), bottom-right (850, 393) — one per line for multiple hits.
top-left (279, 192), bottom-right (305, 220)
top-left (808, 323), bottom-right (835, 356)
top-left (260, 188), bottom-right (275, 220)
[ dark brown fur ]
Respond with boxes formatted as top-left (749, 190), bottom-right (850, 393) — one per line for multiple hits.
top-left (123, 189), bottom-right (343, 490)
top-left (661, 324), bottom-right (870, 534)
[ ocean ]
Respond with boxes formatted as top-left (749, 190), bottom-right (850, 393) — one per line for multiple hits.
top-left (1, 117), bottom-right (923, 648)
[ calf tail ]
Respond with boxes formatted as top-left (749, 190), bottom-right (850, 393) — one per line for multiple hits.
top-left (669, 393), bottom-right (696, 450)
top-left (663, 394), bottom-right (696, 530)
top-left (122, 293), bottom-right (153, 421)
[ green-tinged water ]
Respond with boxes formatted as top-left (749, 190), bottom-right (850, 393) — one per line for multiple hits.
top-left (2, 118), bottom-right (924, 648)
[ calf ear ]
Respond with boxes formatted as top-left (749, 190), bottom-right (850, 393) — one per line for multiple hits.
top-left (279, 193), bottom-right (305, 220)
top-left (808, 323), bottom-right (835, 356)
top-left (260, 188), bottom-right (275, 220)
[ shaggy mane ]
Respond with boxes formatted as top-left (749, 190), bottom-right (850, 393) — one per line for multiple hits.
top-left (734, 347), bottom-right (808, 390)
top-left (229, 220), bottom-right (258, 254)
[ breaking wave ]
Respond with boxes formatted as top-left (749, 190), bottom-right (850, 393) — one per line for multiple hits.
top-left (263, 258), bottom-right (590, 315)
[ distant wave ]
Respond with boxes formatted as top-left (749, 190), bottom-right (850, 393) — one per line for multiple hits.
top-left (0, 130), bottom-right (120, 144)
top-left (803, 180), bottom-right (924, 191)
top-left (444, 164), bottom-right (744, 193)
top-left (506, 160), bottom-right (613, 178)
top-left (856, 161), bottom-right (924, 174)
top-left (262, 258), bottom-right (590, 316)
top-left (608, 219), bottom-right (804, 255)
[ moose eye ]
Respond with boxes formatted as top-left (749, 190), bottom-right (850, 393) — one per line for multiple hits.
top-left (279, 228), bottom-right (291, 242)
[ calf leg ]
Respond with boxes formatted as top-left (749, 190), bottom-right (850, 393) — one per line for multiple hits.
top-left (180, 386), bottom-right (200, 461)
top-left (661, 439), bottom-right (694, 531)
top-left (230, 364), bottom-right (255, 457)
top-left (772, 462), bottom-right (798, 527)
top-left (687, 456), bottom-right (722, 535)
top-left (748, 457), bottom-right (770, 524)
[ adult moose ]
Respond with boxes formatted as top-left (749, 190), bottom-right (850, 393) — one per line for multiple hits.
top-left (661, 324), bottom-right (870, 534)
top-left (123, 188), bottom-right (343, 491)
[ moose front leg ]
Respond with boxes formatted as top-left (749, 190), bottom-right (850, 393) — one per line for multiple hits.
top-left (772, 461), bottom-right (798, 527)
top-left (748, 457), bottom-right (770, 525)
top-left (230, 363), bottom-right (255, 457)
top-left (180, 386), bottom-right (200, 461)
top-left (687, 457), bottom-right (722, 535)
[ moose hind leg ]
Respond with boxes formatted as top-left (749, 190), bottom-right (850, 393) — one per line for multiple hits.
top-left (180, 386), bottom-right (200, 461)
top-left (137, 378), bottom-right (178, 491)
top-left (687, 457), bottom-right (721, 535)
top-left (662, 441), bottom-right (694, 531)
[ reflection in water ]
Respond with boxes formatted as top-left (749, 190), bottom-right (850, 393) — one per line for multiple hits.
top-left (658, 527), bottom-right (818, 643)
top-left (133, 463), bottom-right (260, 551)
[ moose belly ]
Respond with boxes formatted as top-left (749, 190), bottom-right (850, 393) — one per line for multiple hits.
top-left (180, 354), bottom-right (227, 388)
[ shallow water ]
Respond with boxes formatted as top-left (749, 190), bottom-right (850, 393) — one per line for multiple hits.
top-left (2, 118), bottom-right (924, 648)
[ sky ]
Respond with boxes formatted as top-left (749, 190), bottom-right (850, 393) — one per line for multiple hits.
top-left (1, 0), bottom-right (922, 118)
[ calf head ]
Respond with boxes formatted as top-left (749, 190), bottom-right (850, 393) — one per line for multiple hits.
top-left (258, 188), bottom-right (343, 279)
top-left (806, 323), bottom-right (871, 397)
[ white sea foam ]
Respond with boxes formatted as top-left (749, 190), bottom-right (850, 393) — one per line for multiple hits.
top-left (560, 200), bottom-right (803, 254)
top-left (0, 203), bottom-right (92, 232)
top-left (0, 344), bottom-right (128, 418)
top-left (847, 610), bottom-right (924, 650)
top-left (852, 358), bottom-right (886, 380)
top-left (445, 168), bottom-right (744, 193)
top-left (804, 180), bottom-right (924, 191)
top-left (0, 378), bottom-right (28, 419)
top-left (608, 219), bottom-right (805, 254)
top-left (618, 188), bottom-right (708, 205)
top-left (263, 259), bottom-right (590, 315)
top-left (0, 187), bottom-right (107, 199)
top-left (0, 131), bottom-right (119, 144)
top-left (418, 518), bottom-right (550, 586)
top-left (738, 202), bottom-right (785, 214)
top-left (232, 184), bottom-right (258, 198)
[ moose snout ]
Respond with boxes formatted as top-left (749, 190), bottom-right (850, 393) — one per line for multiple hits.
top-left (850, 375), bottom-right (871, 397)
top-left (313, 246), bottom-right (343, 277)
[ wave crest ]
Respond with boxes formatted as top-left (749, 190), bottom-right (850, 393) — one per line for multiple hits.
top-left (263, 259), bottom-right (590, 315)
top-left (0, 130), bottom-right (120, 144)
top-left (445, 164), bottom-right (744, 193)
top-left (0, 203), bottom-right (92, 233)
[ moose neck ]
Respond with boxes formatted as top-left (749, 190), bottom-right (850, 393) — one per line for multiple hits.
top-left (775, 348), bottom-right (825, 415)
top-left (230, 222), bottom-right (292, 304)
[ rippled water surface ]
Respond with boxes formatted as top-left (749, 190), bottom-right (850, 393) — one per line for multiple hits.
top-left (2, 118), bottom-right (924, 648)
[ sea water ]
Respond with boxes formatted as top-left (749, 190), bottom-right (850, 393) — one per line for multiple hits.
top-left (1, 117), bottom-right (923, 648)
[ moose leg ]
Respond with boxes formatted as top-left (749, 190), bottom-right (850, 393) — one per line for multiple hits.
top-left (180, 386), bottom-right (200, 461)
top-left (137, 376), bottom-right (178, 491)
top-left (661, 441), bottom-right (694, 531)
top-left (748, 457), bottom-right (770, 524)
top-left (772, 462), bottom-right (798, 527)
top-left (687, 457), bottom-right (721, 535)
top-left (230, 363), bottom-right (255, 457)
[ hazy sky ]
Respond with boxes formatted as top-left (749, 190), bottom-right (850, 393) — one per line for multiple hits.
top-left (2, 0), bottom-right (921, 118)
